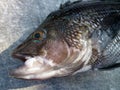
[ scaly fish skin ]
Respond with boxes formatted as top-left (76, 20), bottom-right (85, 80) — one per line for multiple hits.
top-left (11, 1), bottom-right (120, 80)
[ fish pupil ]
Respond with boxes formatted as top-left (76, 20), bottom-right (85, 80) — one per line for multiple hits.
top-left (34, 33), bottom-right (40, 39)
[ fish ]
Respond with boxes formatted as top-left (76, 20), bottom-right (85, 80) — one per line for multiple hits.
top-left (10, 1), bottom-right (120, 80)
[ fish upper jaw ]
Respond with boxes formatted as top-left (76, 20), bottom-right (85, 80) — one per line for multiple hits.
top-left (12, 52), bottom-right (31, 61)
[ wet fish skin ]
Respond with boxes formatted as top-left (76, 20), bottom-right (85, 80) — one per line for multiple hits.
top-left (11, 1), bottom-right (120, 80)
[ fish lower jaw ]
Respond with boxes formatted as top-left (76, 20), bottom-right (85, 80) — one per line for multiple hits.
top-left (10, 56), bottom-right (71, 80)
top-left (10, 64), bottom-right (92, 80)
top-left (15, 68), bottom-right (73, 80)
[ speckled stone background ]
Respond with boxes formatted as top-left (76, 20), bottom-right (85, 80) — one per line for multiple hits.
top-left (0, 0), bottom-right (120, 90)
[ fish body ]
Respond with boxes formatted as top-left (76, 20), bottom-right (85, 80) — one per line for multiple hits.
top-left (11, 1), bottom-right (120, 80)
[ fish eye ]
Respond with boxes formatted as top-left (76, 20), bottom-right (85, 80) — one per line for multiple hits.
top-left (33, 30), bottom-right (46, 41)
top-left (34, 33), bottom-right (41, 39)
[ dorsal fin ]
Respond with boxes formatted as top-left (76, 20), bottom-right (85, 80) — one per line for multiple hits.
top-left (60, 1), bottom-right (71, 9)
top-left (44, 1), bottom-right (120, 23)
top-left (59, 1), bottom-right (120, 17)
top-left (60, 0), bottom-right (82, 9)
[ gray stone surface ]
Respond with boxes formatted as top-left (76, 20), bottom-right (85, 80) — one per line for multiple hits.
top-left (0, 0), bottom-right (120, 90)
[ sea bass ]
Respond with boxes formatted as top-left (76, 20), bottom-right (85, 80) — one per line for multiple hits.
top-left (11, 1), bottom-right (120, 80)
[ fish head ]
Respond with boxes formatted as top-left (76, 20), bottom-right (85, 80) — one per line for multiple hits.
top-left (11, 11), bottom-right (92, 80)
top-left (11, 26), bottom-right (74, 80)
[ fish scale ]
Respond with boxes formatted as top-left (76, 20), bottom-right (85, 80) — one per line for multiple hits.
top-left (92, 30), bottom-right (120, 69)
top-left (44, 1), bottom-right (120, 69)
top-left (54, 2), bottom-right (120, 19)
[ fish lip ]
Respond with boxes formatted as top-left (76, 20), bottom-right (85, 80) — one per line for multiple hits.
top-left (12, 53), bottom-right (34, 61)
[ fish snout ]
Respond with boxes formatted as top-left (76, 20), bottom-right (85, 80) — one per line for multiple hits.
top-left (12, 42), bottom-right (40, 61)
